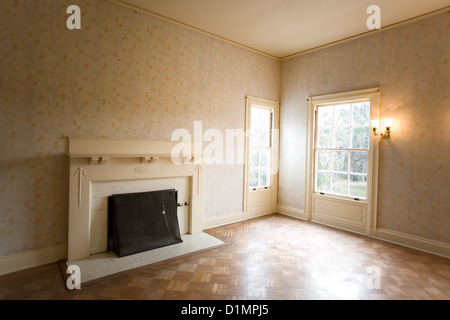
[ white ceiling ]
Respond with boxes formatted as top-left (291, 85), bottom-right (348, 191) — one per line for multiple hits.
top-left (117, 0), bottom-right (450, 59)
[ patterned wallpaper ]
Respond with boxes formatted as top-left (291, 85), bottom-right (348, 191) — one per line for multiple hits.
top-left (0, 0), bottom-right (280, 257)
top-left (279, 12), bottom-right (450, 244)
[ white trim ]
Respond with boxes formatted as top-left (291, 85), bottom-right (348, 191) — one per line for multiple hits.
top-left (281, 7), bottom-right (450, 61)
top-left (277, 205), bottom-right (307, 220)
top-left (375, 228), bottom-right (450, 259)
top-left (243, 95), bottom-right (280, 219)
top-left (278, 209), bottom-right (450, 258)
top-left (0, 244), bottom-right (67, 276)
top-left (311, 213), bottom-right (368, 236)
top-left (305, 88), bottom-right (380, 235)
top-left (68, 137), bottom-right (202, 161)
top-left (203, 212), bottom-right (246, 230)
top-left (308, 87), bottom-right (380, 104)
top-left (245, 210), bottom-right (277, 220)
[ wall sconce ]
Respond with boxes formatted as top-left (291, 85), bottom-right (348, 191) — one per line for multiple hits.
top-left (371, 119), bottom-right (392, 139)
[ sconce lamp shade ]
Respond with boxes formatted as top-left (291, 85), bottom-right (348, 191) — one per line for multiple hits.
top-left (384, 119), bottom-right (393, 128)
top-left (371, 120), bottom-right (379, 128)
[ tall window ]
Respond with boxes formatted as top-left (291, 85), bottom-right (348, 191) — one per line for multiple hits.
top-left (249, 106), bottom-right (273, 189)
top-left (314, 100), bottom-right (370, 199)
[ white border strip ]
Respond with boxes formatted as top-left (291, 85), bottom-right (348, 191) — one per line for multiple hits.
top-left (281, 7), bottom-right (450, 60)
top-left (277, 205), bottom-right (307, 220)
top-left (279, 210), bottom-right (450, 259)
top-left (0, 244), bottom-right (67, 276)
top-left (203, 211), bottom-right (245, 230)
top-left (376, 228), bottom-right (450, 259)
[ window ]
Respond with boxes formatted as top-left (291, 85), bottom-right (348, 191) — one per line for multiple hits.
top-left (249, 106), bottom-right (273, 189)
top-left (314, 100), bottom-right (371, 199)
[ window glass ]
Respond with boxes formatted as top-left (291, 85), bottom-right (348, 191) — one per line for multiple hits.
top-left (250, 107), bottom-right (273, 189)
top-left (314, 100), bottom-right (370, 199)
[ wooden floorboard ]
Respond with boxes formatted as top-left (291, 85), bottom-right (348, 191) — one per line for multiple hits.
top-left (0, 214), bottom-right (449, 300)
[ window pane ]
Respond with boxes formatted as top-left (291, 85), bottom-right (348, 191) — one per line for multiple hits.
top-left (316, 171), bottom-right (331, 193)
top-left (314, 99), bottom-right (371, 199)
top-left (349, 174), bottom-right (367, 198)
top-left (333, 150), bottom-right (348, 172)
top-left (259, 109), bottom-right (271, 130)
top-left (317, 106), bottom-right (334, 126)
top-left (350, 151), bottom-right (367, 174)
top-left (352, 102), bottom-right (370, 126)
top-left (250, 128), bottom-right (259, 147)
top-left (334, 104), bottom-right (351, 126)
top-left (250, 148), bottom-right (259, 167)
top-left (260, 149), bottom-right (270, 167)
top-left (260, 168), bottom-right (270, 187)
top-left (250, 168), bottom-right (259, 188)
top-left (259, 129), bottom-right (269, 147)
top-left (316, 150), bottom-right (331, 170)
top-left (251, 108), bottom-right (261, 129)
top-left (351, 127), bottom-right (370, 149)
top-left (332, 173), bottom-right (348, 196)
top-left (251, 107), bottom-right (271, 147)
top-left (334, 127), bottom-right (351, 149)
top-left (317, 128), bottom-right (333, 148)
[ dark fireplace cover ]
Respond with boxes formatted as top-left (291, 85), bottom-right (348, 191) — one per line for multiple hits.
top-left (108, 189), bottom-right (183, 257)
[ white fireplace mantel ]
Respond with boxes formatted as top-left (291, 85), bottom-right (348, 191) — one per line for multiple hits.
top-left (67, 137), bottom-right (204, 261)
top-left (68, 137), bottom-right (202, 163)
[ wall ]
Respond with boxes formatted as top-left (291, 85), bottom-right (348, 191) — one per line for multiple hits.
top-left (0, 0), bottom-right (280, 257)
top-left (279, 12), bottom-right (450, 244)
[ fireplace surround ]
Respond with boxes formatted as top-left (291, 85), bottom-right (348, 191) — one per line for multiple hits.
top-left (67, 137), bottom-right (204, 261)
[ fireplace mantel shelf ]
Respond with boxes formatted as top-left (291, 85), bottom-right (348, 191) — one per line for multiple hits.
top-left (67, 137), bottom-right (201, 163)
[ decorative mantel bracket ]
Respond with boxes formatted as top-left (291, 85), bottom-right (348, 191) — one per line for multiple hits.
top-left (90, 157), bottom-right (110, 165)
top-left (142, 156), bottom-right (159, 164)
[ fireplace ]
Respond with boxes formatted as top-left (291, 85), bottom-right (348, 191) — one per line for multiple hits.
top-left (67, 138), bottom-right (204, 261)
top-left (108, 189), bottom-right (183, 257)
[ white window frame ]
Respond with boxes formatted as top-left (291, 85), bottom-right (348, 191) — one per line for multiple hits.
top-left (314, 100), bottom-right (371, 201)
top-left (243, 95), bottom-right (279, 218)
top-left (305, 88), bottom-right (380, 236)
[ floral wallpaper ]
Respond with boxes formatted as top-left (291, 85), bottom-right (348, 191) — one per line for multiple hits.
top-left (279, 11), bottom-right (450, 244)
top-left (0, 0), bottom-right (280, 257)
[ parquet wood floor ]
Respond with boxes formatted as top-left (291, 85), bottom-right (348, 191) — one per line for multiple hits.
top-left (0, 214), bottom-right (449, 300)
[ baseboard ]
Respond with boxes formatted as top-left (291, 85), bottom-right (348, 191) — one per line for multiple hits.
top-left (203, 211), bottom-right (245, 230)
top-left (277, 205), bottom-right (308, 220)
top-left (277, 205), bottom-right (449, 259)
top-left (375, 228), bottom-right (450, 259)
top-left (0, 244), bottom-right (68, 276)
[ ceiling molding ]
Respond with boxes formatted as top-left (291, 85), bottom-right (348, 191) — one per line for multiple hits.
top-left (108, 1), bottom-right (449, 62)
top-left (280, 6), bottom-right (450, 61)
top-left (107, 0), bottom-right (281, 61)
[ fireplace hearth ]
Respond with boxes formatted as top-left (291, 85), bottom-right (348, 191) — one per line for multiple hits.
top-left (108, 189), bottom-right (183, 257)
